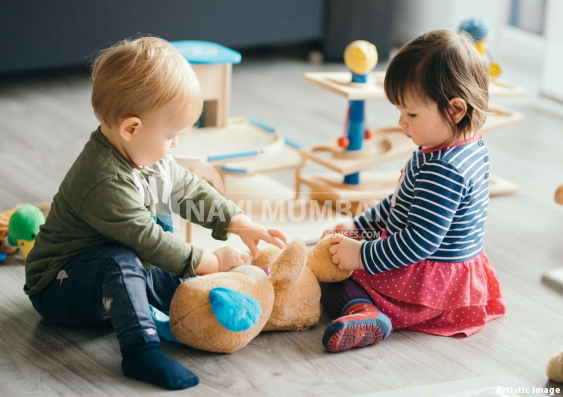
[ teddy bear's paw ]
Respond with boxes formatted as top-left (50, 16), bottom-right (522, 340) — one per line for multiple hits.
top-left (307, 236), bottom-right (353, 282)
top-left (210, 287), bottom-right (262, 332)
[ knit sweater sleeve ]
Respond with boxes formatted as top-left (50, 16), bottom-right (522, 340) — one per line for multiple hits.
top-left (360, 160), bottom-right (466, 274)
top-left (79, 177), bottom-right (203, 277)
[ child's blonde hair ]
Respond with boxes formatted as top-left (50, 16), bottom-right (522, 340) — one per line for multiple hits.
top-left (91, 36), bottom-right (202, 128)
top-left (384, 29), bottom-right (489, 140)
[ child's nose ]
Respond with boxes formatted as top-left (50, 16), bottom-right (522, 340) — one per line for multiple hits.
top-left (398, 116), bottom-right (408, 128)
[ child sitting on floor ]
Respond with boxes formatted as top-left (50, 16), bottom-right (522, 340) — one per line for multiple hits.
top-left (321, 29), bottom-right (505, 352)
top-left (24, 36), bottom-right (286, 390)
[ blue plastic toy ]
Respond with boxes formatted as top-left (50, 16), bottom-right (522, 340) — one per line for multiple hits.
top-left (170, 40), bottom-right (241, 65)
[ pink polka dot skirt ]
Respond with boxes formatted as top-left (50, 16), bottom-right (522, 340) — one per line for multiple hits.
top-left (351, 251), bottom-right (505, 337)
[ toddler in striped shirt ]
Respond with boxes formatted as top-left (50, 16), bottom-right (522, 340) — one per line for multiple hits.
top-left (320, 29), bottom-right (505, 353)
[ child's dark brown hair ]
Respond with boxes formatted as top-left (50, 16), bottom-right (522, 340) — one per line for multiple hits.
top-left (384, 29), bottom-right (489, 140)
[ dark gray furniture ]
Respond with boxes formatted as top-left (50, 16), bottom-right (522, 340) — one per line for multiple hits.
top-left (324, 0), bottom-right (397, 61)
top-left (0, 0), bottom-right (397, 75)
top-left (0, 0), bottom-right (324, 74)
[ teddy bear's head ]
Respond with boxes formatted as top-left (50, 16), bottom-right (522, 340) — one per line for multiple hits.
top-left (169, 269), bottom-right (275, 353)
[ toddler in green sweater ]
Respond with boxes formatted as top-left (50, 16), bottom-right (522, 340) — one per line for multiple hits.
top-left (25, 36), bottom-right (286, 390)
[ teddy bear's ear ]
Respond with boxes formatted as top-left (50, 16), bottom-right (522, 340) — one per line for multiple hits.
top-left (307, 236), bottom-right (353, 282)
top-left (252, 246), bottom-right (283, 268)
top-left (209, 287), bottom-right (262, 332)
top-left (269, 239), bottom-right (307, 287)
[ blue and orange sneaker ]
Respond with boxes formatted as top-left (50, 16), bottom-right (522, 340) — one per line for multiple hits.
top-left (322, 299), bottom-right (392, 353)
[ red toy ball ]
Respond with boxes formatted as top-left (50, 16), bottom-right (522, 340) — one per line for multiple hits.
top-left (337, 136), bottom-right (349, 148)
top-left (365, 129), bottom-right (374, 139)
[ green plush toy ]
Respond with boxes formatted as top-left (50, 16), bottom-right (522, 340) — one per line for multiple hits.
top-left (0, 205), bottom-right (46, 260)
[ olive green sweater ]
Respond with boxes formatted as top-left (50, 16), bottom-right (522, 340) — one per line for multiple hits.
top-left (25, 128), bottom-right (241, 295)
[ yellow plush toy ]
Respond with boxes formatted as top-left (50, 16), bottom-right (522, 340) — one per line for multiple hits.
top-left (167, 237), bottom-right (351, 353)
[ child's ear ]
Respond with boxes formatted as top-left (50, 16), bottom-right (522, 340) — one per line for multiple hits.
top-left (448, 98), bottom-right (467, 123)
top-left (118, 117), bottom-right (142, 142)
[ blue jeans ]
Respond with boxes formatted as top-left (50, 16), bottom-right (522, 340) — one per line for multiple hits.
top-left (29, 244), bottom-right (185, 352)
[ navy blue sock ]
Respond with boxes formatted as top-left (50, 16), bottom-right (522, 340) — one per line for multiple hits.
top-left (121, 342), bottom-right (199, 390)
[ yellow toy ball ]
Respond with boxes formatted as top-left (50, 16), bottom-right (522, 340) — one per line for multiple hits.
top-left (344, 40), bottom-right (378, 75)
top-left (489, 62), bottom-right (502, 78)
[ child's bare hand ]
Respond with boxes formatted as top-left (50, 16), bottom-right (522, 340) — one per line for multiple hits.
top-left (328, 234), bottom-right (363, 271)
top-left (213, 246), bottom-right (250, 272)
top-left (323, 220), bottom-right (361, 240)
top-left (228, 214), bottom-right (287, 260)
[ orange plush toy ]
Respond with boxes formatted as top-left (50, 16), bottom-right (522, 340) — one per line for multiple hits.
top-left (165, 237), bottom-right (351, 353)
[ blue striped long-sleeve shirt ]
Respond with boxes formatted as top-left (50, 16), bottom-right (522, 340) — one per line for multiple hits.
top-left (353, 135), bottom-right (490, 275)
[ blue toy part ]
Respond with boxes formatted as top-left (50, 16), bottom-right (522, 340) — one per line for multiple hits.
top-left (219, 165), bottom-right (248, 174)
top-left (248, 117), bottom-right (276, 133)
top-left (344, 172), bottom-right (360, 185)
top-left (343, 98), bottom-right (366, 185)
top-left (0, 252), bottom-right (6, 261)
top-left (150, 214), bottom-right (174, 233)
top-left (351, 73), bottom-right (368, 84)
top-left (342, 71), bottom-right (369, 186)
top-left (148, 305), bottom-right (182, 344)
top-left (209, 287), bottom-right (261, 332)
top-left (207, 150), bottom-right (260, 163)
top-left (459, 18), bottom-right (491, 43)
top-left (170, 40), bottom-right (242, 65)
top-left (347, 100), bottom-right (365, 152)
top-left (219, 135), bottom-right (304, 174)
top-left (284, 136), bottom-right (303, 149)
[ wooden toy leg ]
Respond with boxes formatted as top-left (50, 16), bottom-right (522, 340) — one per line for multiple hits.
top-left (186, 221), bottom-right (194, 244)
top-left (294, 161), bottom-right (305, 199)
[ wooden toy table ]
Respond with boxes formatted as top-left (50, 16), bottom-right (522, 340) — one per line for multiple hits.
top-left (172, 117), bottom-right (285, 164)
top-left (303, 71), bottom-right (526, 100)
top-left (298, 71), bottom-right (526, 208)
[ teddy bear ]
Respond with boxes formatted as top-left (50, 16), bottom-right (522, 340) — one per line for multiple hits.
top-left (547, 351), bottom-right (563, 383)
top-left (163, 236), bottom-right (351, 353)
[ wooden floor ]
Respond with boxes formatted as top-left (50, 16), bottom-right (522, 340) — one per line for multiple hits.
top-left (2, 47), bottom-right (563, 396)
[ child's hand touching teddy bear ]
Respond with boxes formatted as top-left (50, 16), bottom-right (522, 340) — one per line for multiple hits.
top-left (328, 235), bottom-right (363, 271)
top-left (324, 220), bottom-right (365, 271)
top-left (228, 214), bottom-right (287, 260)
